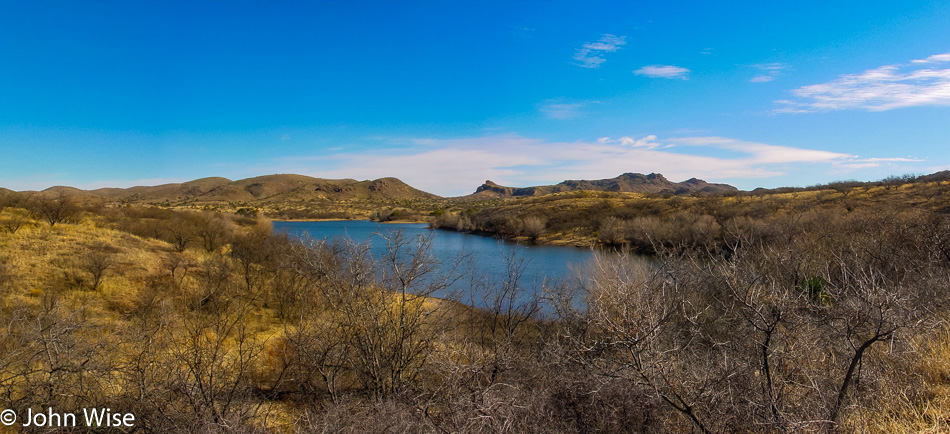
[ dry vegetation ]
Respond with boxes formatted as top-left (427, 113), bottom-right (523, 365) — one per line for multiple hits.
top-left (433, 176), bottom-right (950, 249)
top-left (4, 176), bottom-right (950, 432)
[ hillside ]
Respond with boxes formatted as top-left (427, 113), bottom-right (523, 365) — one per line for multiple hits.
top-left (435, 174), bottom-right (950, 248)
top-left (6, 175), bottom-right (950, 431)
top-left (469, 172), bottom-right (737, 198)
top-left (0, 205), bottom-right (482, 432)
top-left (87, 174), bottom-right (440, 205)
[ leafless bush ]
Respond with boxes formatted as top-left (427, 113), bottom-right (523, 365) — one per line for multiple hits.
top-left (82, 243), bottom-right (115, 291)
top-left (556, 208), bottom-right (950, 431)
top-left (598, 216), bottom-right (629, 245)
top-left (285, 230), bottom-right (462, 400)
top-left (1, 207), bottom-right (31, 234)
top-left (29, 192), bottom-right (79, 227)
top-left (196, 212), bottom-right (233, 253)
top-left (521, 215), bottom-right (547, 241)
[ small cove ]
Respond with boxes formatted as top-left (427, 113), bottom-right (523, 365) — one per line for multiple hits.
top-left (272, 220), bottom-right (603, 310)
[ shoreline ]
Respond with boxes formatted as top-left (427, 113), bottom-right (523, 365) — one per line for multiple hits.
top-left (271, 219), bottom-right (596, 248)
top-left (270, 218), bottom-right (432, 224)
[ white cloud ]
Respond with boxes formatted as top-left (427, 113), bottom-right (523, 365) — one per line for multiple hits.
top-left (912, 52), bottom-right (950, 64)
top-left (258, 134), bottom-right (912, 196)
top-left (573, 50), bottom-right (606, 68)
top-left (861, 157), bottom-right (923, 162)
top-left (834, 156), bottom-right (925, 169)
top-left (583, 34), bottom-right (626, 51)
top-left (597, 135), bottom-right (663, 149)
top-left (749, 63), bottom-right (788, 83)
top-left (573, 34), bottom-right (627, 68)
top-left (634, 65), bottom-right (690, 79)
top-left (777, 53), bottom-right (950, 112)
top-left (755, 63), bottom-right (788, 71)
top-left (667, 136), bottom-right (853, 164)
top-left (539, 100), bottom-right (595, 120)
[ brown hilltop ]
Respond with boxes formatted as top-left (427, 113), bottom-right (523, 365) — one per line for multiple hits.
top-left (91, 177), bottom-right (233, 202)
top-left (80, 174), bottom-right (440, 204)
top-left (471, 172), bottom-right (737, 198)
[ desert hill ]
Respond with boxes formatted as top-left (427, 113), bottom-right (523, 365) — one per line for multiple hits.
top-left (4, 173), bottom-right (741, 213)
top-left (82, 174), bottom-right (439, 204)
top-left (471, 173), bottom-right (737, 198)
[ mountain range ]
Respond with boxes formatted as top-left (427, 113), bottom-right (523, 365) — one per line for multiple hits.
top-left (472, 173), bottom-right (737, 198)
top-left (38, 175), bottom-right (436, 205)
top-left (11, 172), bottom-right (738, 204)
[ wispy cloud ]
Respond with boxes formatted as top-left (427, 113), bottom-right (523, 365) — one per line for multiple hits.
top-left (776, 52), bottom-right (950, 112)
top-left (258, 134), bottom-right (913, 196)
top-left (634, 65), bottom-right (690, 79)
top-left (749, 63), bottom-right (788, 83)
top-left (912, 53), bottom-right (950, 64)
top-left (834, 157), bottom-right (924, 170)
top-left (668, 136), bottom-right (853, 164)
top-left (538, 99), bottom-right (596, 120)
top-left (597, 135), bottom-right (666, 149)
top-left (573, 34), bottom-right (626, 68)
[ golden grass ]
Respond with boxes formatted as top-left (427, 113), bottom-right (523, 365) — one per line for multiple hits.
top-left (0, 209), bottom-right (166, 309)
top-left (1, 205), bottom-right (493, 429)
top-left (845, 324), bottom-right (950, 432)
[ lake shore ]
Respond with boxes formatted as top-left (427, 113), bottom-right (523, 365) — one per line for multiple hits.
top-left (270, 218), bottom-right (431, 224)
top-left (272, 218), bottom-right (597, 248)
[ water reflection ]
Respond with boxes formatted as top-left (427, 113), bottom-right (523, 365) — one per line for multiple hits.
top-left (273, 220), bottom-right (602, 311)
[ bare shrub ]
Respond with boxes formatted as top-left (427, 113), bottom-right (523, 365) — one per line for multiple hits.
top-left (598, 216), bottom-right (629, 245)
top-left (287, 230), bottom-right (461, 400)
top-left (196, 212), bottom-right (232, 253)
top-left (162, 213), bottom-right (198, 252)
top-left (83, 244), bottom-right (115, 291)
top-left (1, 207), bottom-right (31, 234)
top-left (521, 215), bottom-right (547, 241)
top-left (30, 192), bottom-right (79, 227)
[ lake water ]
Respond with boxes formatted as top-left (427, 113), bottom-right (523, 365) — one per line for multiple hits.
top-left (272, 220), bottom-right (599, 310)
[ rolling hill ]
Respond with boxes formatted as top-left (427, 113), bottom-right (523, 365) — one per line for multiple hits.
top-left (470, 173), bottom-right (737, 198)
top-left (84, 174), bottom-right (440, 204)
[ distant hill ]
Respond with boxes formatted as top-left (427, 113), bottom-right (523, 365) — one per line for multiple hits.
top-left (470, 173), bottom-right (738, 198)
top-left (916, 170), bottom-right (950, 183)
top-left (63, 174), bottom-right (439, 204)
top-left (5, 173), bottom-right (740, 207)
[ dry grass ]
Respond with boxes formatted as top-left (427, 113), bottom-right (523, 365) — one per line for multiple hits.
top-left (7, 176), bottom-right (950, 431)
top-left (847, 324), bottom-right (950, 432)
top-left (431, 179), bottom-right (950, 249)
top-left (2, 210), bottom-right (152, 313)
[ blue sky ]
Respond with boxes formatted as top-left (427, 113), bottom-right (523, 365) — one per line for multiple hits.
top-left (2, 0), bottom-right (950, 196)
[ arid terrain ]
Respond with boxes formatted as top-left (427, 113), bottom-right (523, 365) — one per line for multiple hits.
top-left (3, 172), bottom-right (950, 432)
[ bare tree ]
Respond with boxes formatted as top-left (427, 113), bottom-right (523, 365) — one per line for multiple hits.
top-left (286, 230), bottom-right (461, 400)
top-left (1, 207), bottom-right (31, 234)
top-left (196, 212), bottom-right (232, 253)
top-left (521, 215), bottom-right (546, 241)
top-left (598, 216), bottom-right (629, 246)
top-left (82, 244), bottom-right (115, 291)
top-left (162, 214), bottom-right (197, 252)
top-left (30, 192), bottom-right (79, 227)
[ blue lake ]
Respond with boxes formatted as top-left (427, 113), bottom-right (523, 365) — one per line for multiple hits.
top-left (273, 220), bottom-right (600, 310)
